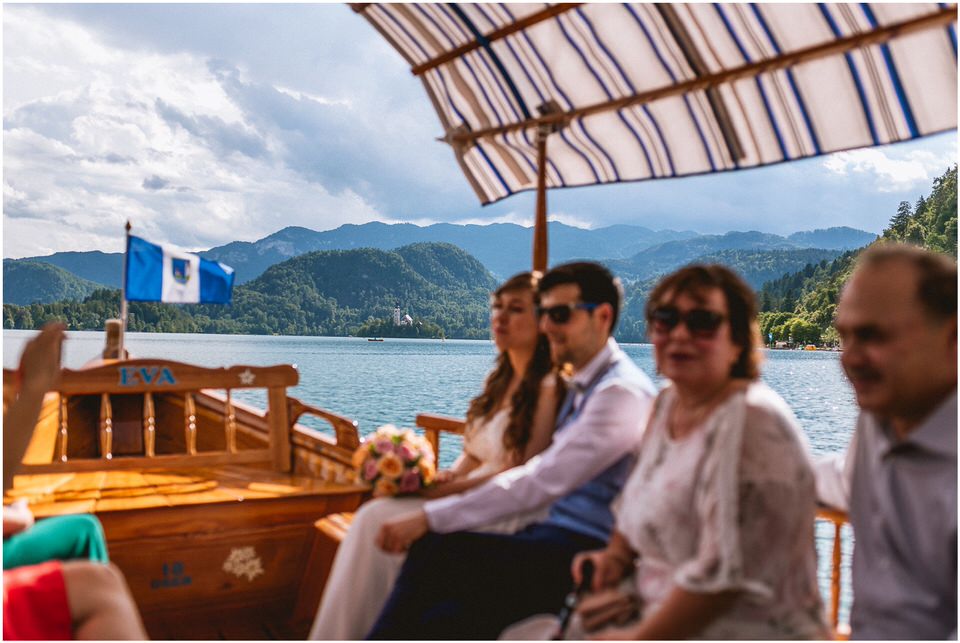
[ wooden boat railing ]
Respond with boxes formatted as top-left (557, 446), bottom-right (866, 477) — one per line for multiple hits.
top-left (5, 359), bottom-right (300, 473)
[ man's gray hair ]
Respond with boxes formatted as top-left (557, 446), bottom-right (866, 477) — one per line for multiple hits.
top-left (856, 243), bottom-right (957, 320)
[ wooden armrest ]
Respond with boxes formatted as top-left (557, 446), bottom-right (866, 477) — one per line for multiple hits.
top-left (415, 413), bottom-right (466, 434)
top-left (415, 413), bottom-right (466, 459)
top-left (288, 397), bottom-right (360, 450)
top-left (816, 505), bottom-right (849, 524)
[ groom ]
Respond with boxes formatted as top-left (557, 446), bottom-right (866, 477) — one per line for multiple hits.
top-left (368, 262), bottom-right (656, 639)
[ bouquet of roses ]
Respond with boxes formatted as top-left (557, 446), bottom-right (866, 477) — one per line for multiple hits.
top-left (352, 424), bottom-right (437, 497)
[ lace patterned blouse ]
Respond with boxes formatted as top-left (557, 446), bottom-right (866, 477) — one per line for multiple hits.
top-left (614, 382), bottom-right (830, 639)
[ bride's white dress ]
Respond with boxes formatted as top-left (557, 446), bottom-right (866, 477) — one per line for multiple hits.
top-left (309, 408), bottom-right (545, 640)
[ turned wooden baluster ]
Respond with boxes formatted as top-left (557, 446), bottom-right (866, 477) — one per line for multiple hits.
top-left (57, 395), bottom-right (69, 462)
top-left (184, 393), bottom-right (197, 455)
top-left (830, 520), bottom-right (843, 630)
top-left (224, 390), bottom-right (237, 453)
top-left (99, 393), bottom-right (113, 460)
top-left (143, 392), bottom-right (156, 457)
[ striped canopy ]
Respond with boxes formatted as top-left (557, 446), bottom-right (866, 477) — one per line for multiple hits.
top-left (354, 3), bottom-right (957, 205)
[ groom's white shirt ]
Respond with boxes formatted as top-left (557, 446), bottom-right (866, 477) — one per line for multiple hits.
top-left (423, 338), bottom-right (655, 534)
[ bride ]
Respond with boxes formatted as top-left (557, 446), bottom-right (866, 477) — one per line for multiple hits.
top-left (309, 272), bottom-right (561, 640)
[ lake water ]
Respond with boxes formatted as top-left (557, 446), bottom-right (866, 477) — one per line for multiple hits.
top-left (3, 329), bottom-right (856, 621)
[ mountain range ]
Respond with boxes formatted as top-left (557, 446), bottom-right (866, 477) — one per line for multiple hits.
top-left (3, 222), bottom-right (875, 305)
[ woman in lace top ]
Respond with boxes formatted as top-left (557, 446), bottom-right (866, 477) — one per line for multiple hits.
top-left (310, 272), bottom-right (562, 640)
top-left (571, 265), bottom-right (828, 639)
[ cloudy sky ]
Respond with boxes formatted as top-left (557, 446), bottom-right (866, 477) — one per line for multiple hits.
top-left (4, 3), bottom-right (957, 259)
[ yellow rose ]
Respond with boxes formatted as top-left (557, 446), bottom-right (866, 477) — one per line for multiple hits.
top-left (415, 436), bottom-right (435, 456)
top-left (352, 445), bottom-right (369, 469)
top-left (374, 477), bottom-right (399, 497)
top-left (419, 459), bottom-right (436, 485)
top-left (377, 452), bottom-right (404, 479)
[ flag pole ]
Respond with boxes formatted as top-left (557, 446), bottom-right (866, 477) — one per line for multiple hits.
top-left (119, 220), bottom-right (131, 360)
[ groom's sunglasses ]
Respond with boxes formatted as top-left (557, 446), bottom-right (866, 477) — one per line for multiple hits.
top-left (648, 306), bottom-right (726, 338)
top-left (536, 302), bottom-right (599, 324)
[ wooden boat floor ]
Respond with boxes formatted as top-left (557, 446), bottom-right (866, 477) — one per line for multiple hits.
top-left (6, 464), bottom-right (365, 518)
top-left (144, 608), bottom-right (303, 640)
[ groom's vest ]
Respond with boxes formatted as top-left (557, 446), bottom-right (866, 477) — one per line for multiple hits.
top-left (542, 354), bottom-right (647, 542)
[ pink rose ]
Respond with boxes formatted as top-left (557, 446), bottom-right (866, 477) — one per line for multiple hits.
top-left (399, 444), bottom-right (417, 462)
top-left (373, 438), bottom-right (393, 454)
top-left (399, 469), bottom-right (421, 493)
top-left (363, 459), bottom-right (379, 481)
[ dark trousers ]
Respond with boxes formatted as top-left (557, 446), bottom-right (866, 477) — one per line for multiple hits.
top-left (367, 523), bottom-right (603, 640)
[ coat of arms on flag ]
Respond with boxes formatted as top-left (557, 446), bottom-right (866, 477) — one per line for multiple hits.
top-left (171, 258), bottom-right (191, 285)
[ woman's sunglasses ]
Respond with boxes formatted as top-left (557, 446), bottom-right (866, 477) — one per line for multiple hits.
top-left (648, 306), bottom-right (726, 338)
top-left (536, 302), bottom-right (599, 324)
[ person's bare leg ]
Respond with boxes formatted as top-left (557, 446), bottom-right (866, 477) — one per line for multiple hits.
top-left (63, 561), bottom-right (148, 640)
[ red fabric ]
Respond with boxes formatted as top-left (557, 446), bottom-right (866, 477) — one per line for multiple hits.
top-left (3, 560), bottom-right (72, 640)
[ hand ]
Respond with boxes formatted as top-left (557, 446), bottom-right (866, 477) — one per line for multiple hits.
top-left (18, 323), bottom-right (66, 396)
top-left (576, 588), bottom-right (638, 633)
top-left (3, 500), bottom-right (34, 536)
top-left (572, 548), bottom-right (630, 592)
top-left (376, 510), bottom-right (428, 553)
top-left (433, 469), bottom-right (456, 484)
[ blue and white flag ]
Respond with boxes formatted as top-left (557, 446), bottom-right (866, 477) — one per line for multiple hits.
top-left (125, 235), bottom-right (235, 304)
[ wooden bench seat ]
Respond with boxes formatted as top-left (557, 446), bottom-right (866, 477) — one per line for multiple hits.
top-left (8, 463), bottom-right (365, 518)
top-left (297, 414), bottom-right (852, 638)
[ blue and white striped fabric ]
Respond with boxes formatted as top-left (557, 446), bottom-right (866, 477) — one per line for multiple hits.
top-left (355, 2), bottom-right (957, 205)
top-left (125, 235), bottom-right (235, 304)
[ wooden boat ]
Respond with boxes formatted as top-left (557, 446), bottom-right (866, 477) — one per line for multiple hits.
top-left (1, 352), bottom-right (850, 638)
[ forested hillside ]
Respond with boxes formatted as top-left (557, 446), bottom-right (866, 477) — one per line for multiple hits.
top-left (3, 243), bottom-right (496, 339)
top-left (3, 261), bottom-right (103, 305)
top-left (612, 247), bottom-right (845, 343)
top-left (758, 165), bottom-right (957, 346)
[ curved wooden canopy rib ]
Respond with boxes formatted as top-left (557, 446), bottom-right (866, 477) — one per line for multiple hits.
top-left (409, 3), bottom-right (583, 76)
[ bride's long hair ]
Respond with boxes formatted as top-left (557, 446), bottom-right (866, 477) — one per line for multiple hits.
top-left (465, 272), bottom-right (559, 459)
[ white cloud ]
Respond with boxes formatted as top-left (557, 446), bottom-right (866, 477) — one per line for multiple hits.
top-left (274, 85), bottom-right (352, 108)
top-left (451, 212), bottom-right (534, 227)
top-left (448, 211), bottom-right (594, 229)
top-left (822, 145), bottom-right (957, 192)
top-left (3, 6), bottom-right (382, 258)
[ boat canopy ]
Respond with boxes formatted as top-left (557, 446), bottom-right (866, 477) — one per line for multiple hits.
top-left (353, 3), bottom-right (957, 205)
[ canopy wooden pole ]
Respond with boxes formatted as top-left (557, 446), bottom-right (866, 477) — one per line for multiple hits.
top-left (533, 125), bottom-right (549, 273)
